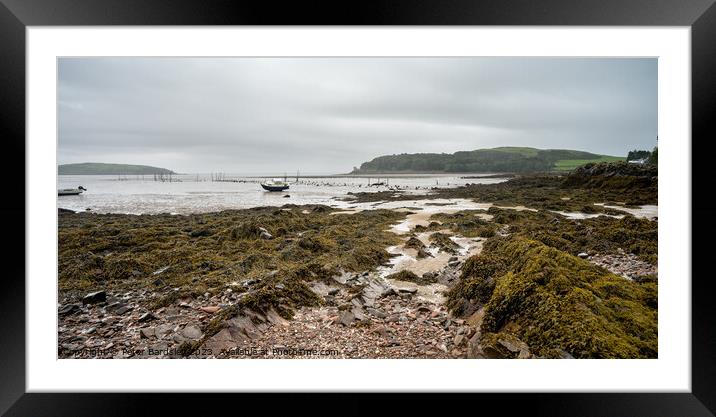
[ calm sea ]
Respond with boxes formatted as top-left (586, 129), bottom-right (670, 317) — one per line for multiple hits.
top-left (57, 173), bottom-right (508, 215)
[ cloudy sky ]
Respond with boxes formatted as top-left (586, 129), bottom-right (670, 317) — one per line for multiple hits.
top-left (58, 57), bottom-right (657, 174)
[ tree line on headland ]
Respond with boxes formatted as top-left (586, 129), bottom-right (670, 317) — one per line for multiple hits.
top-left (352, 146), bottom-right (657, 174)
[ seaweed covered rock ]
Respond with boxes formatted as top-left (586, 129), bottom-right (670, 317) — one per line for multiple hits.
top-left (311, 205), bottom-right (331, 213)
top-left (563, 161), bottom-right (657, 201)
top-left (349, 167), bottom-right (656, 212)
top-left (462, 236), bottom-right (657, 358)
top-left (228, 222), bottom-right (269, 240)
top-left (385, 269), bottom-right (437, 285)
top-left (428, 211), bottom-right (498, 238)
top-left (404, 236), bottom-right (425, 251)
top-left (429, 232), bottom-right (459, 254)
top-left (446, 253), bottom-right (506, 315)
top-left (488, 208), bottom-right (658, 265)
top-left (58, 206), bottom-right (404, 319)
top-left (402, 236), bottom-right (432, 259)
top-left (237, 269), bottom-right (323, 320)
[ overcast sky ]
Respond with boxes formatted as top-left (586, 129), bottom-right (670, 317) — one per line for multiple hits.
top-left (58, 57), bottom-right (657, 174)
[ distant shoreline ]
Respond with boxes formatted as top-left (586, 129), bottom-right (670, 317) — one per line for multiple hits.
top-left (58, 162), bottom-right (176, 176)
top-left (59, 172), bottom-right (513, 179)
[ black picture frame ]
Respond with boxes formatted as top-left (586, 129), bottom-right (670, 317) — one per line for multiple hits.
top-left (2, 0), bottom-right (714, 415)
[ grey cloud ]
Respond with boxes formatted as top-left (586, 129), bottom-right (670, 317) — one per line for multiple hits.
top-left (58, 57), bottom-right (657, 174)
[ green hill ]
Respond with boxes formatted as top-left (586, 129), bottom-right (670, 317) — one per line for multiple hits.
top-left (353, 147), bottom-right (624, 174)
top-left (58, 163), bottom-right (176, 175)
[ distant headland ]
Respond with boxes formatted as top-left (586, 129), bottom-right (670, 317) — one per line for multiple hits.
top-left (350, 147), bottom-right (624, 174)
top-left (58, 162), bottom-right (176, 175)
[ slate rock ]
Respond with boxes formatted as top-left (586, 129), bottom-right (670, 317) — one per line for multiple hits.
top-left (58, 304), bottom-right (81, 316)
top-left (82, 291), bottom-right (106, 305)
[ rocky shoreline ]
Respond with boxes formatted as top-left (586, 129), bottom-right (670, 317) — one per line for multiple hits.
top-left (59, 263), bottom-right (473, 359)
top-left (58, 164), bottom-right (658, 359)
top-left (58, 205), bottom-right (656, 359)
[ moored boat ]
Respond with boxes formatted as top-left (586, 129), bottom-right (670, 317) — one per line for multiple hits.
top-left (260, 179), bottom-right (289, 192)
top-left (58, 186), bottom-right (87, 196)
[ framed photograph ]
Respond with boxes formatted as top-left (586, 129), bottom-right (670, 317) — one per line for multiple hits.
top-left (4, 0), bottom-right (715, 415)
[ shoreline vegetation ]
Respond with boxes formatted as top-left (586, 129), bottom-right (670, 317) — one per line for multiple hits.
top-left (58, 161), bottom-right (658, 359)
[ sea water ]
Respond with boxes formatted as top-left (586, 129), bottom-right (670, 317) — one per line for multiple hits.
top-left (57, 173), bottom-right (509, 215)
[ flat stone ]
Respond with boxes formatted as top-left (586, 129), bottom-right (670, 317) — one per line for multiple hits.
top-left (114, 305), bottom-right (133, 315)
top-left (498, 337), bottom-right (528, 353)
top-left (140, 327), bottom-right (156, 339)
top-left (385, 314), bottom-right (400, 323)
top-left (265, 308), bottom-right (290, 326)
top-left (338, 310), bottom-right (355, 326)
top-left (351, 307), bottom-right (366, 321)
top-left (201, 327), bottom-right (250, 354)
top-left (466, 308), bottom-right (486, 327)
top-left (137, 312), bottom-right (156, 322)
top-left (227, 315), bottom-right (264, 340)
top-left (200, 306), bottom-right (221, 314)
top-left (82, 291), bottom-right (106, 305)
top-left (181, 324), bottom-right (203, 340)
top-left (155, 323), bottom-right (175, 339)
top-left (373, 326), bottom-right (389, 338)
top-left (366, 307), bottom-right (387, 318)
top-left (58, 304), bottom-right (81, 316)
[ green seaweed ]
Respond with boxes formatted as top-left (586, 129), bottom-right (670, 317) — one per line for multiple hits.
top-left (59, 206), bottom-right (405, 320)
top-left (450, 236), bottom-right (657, 359)
top-left (487, 207), bottom-right (658, 265)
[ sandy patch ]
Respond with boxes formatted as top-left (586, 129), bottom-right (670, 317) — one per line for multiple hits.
top-left (552, 211), bottom-right (625, 220)
top-left (594, 203), bottom-right (658, 219)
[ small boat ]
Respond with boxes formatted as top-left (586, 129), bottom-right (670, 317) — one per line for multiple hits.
top-left (58, 186), bottom-right (87, 196)
top-left (261, 179), bottom-right (290, 192)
